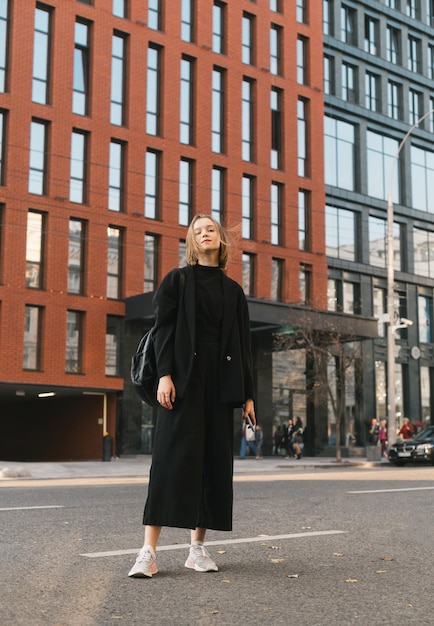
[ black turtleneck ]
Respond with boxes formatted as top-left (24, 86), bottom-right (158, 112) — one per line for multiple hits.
top-left (194, 264), bottom-right (223, 340)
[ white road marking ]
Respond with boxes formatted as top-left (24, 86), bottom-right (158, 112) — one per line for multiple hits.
top-left (0, 505), bottom-right (65, 511)
top-left (81, 530), bottom-right (347, 558)
top-left (348, 486), bottom-right (434, 494)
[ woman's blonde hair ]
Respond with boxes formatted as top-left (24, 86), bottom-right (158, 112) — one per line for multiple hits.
top-left (185, 214), bottom-right (230, 269)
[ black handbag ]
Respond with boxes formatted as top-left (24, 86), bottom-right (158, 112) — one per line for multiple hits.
top-left (131, 269), bottom-right (185, 407)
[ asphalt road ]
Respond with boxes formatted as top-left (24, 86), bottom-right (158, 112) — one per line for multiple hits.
top-left (2, 465), bottom-right (434, 625)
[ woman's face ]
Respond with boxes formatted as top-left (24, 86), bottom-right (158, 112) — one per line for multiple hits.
top-left (193, 217), bottom-right (221, 260)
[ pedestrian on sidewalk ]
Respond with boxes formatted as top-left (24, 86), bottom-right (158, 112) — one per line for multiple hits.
top-left (255, 424), bottom-right (264, 459)
top-left (239, 417), bottom-right (257, 458)
top-left (128, 214), bottom-right (256, 579)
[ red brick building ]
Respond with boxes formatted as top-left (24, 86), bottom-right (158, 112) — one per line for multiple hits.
top-left (0, 1), bottom-right (375, 461)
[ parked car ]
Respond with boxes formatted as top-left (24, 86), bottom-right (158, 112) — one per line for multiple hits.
top-left (388, 426), bottom-right (434, 466)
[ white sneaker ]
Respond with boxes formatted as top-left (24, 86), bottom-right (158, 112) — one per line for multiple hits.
top-left (128, 546), bottom-right (158, 578)
top-left (185, 543), bottom-right (218, 572)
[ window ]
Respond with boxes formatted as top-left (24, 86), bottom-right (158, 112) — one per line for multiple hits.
top-left (324, 116), bottom-right (355, 191)
top-left (179, 158), bottom-right (193, 226)
top-left (69, 130), bottom-right (87, 204)
top-left (242, 13), bottom-right (254, 65)
top-left (68, 219), bottom-right (86, 295)
top-left (242, 175), bottom-right (254, 239)
top-left (428, 0), bottom-right (434, 26)
top-left (341, 62), bottom-right (356, 103)
top-left (341, 5), bottom-right (356, 45)
top-left (111, 33), bottom-right (127, 126)
top-left (181, 0), bottom-right (194, 43)
top-left (271, 258), bottom-right (283, 301)
top-left (414, 227), bottom-right (434, 277)
top-left (108, 140), bottom-right (124, 212)
top-left (366, 131), bottom-right (399, 202)
top-left (323, 0), bottom-right (331, 35)
top-left (418, 295), bottom-right (432, 343)
top-left (325, 205), bottom-right (356, 261)
top-left (411, 146), bottom-right (434, 213)
top-left (0, 0), bottom-right (10, 92)
top-left (373, 286), bottom-right (386, 337)
top-left (298, 189), bottom-right (310, 251)
top-left (145, 149), bottom-right (160, 219)
top-left (242, 79), bottom-right (254, 162)
top-left (407, 36), bottom-right (420, 73)
top-left (26, 211), bottom-right (45, 289)
top-left (386, 26), bottom-right (400, 64)
top-left (365, 72), bottom-right (379, 112)
top-left (430, 98), bottom-right (434, 133)
top-left (242, 252), bottom-right (255, 296)
top-left (65, 310), bottom-right (83, 373)
top-left (270, 87), bottom-right (282, 169)
top-left (406, 0), bottom-right (420, 20)
top-left (270, 182), bottom-right (282, 245)
top-left (0, 109), bottom-right (5, 185)
top-left (429, 45), bottom-right (434, 80)
top-left (270, 25), bottom-right (281, 75)
top-left (106, 316), bottom-right (122, 376)
top-left (113, 0), bottom-right (128, 18)
top-left (297, 36), bottom-right (307, 85)
top-left (211, 166), bottom-right (225, 223)
top-left (385, 0), bottom-right (397, 9)
top-left (144, 233), bottom-right (158, 292)
top-left (328, 278), bottom-right (358, 313)
top-left (364, 16), bottom-right (378, 55)
top-left (297, 99), bottom-right (308, 177)
top-left (29, 119), bottom-right (48, 195)
top-left (73, 21), bottom-right (90, 116)
top-left (179, 240), bottom-right (187, 267)
top-left (270, 0), bottom-right (282, 12)
top-left (180, 56), bottom-right (194, 145)
top-left (420, 366), bottom-right (431, 423)
top-left (299, 264), bottom-right (311, 305)
top-left (146, 45), bottom-right (161, 136)
top-left (387, 80), bottom-right (401, 121)
top-left (369, 216), bottom-right (401, 271)
top-left (296, 0), bottom-right (307, 23)
top-left (23, 306), bottom-right (42, 370)
top-left (324, 55), bottom-right (334, 95)
top-left (107, 226), bottom-right (123, 299)
top-left (212, 67), bottom-right (225, 153)
top-left (32, 5), bottom-right (51, 105)
top-left (148, 0), bottom-right (161, 31)
top-left (212, 2), bottom-right (225, 54)
top-left (409, 89), bottom-right (421, 126)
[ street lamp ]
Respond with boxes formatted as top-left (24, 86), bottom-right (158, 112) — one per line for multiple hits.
top-left (386, 109), bottom-right (434, 446)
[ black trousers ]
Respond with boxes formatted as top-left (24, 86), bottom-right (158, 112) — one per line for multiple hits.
top-left (143, 340), bottom-right (234, 531)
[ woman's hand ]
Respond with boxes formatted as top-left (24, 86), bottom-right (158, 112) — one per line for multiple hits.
top-left (243, 399), bottom-right (256, 426)
top-left (157, 375), bottom-right (176, 410)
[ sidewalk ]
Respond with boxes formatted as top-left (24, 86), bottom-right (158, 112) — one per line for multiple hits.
top-left (0, 454), bottom-right (387, 482)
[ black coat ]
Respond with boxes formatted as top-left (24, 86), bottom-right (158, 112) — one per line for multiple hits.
top-left (152, 265), bottom-right (255, 406)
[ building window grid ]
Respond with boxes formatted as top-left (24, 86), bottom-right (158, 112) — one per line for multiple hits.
top-left (69, 130), bottom-right (87, 204)
top-left (65, 310), bottom-right (83, 374)
top-left (145, 149), bottom-right (160, 219)
top-left (409, 89), bottom-right (421, 126)
top-left (68, 219), bottom-right (86, 295)
top-left (341, 62), bottom-right (356, 103)
top-left (107, 226), bottom-right (123, 299)
top-left (242, 252), bottom-right (255, 296)
top-left (148, 0), bottom-right (161, 30)
top-left (411, 145), bottom-right (434, 213)
top-left (270, 182), bottom-right (282, 245)
top-left (271, 87), bottom-right (282, 169)
top-left (428, 0), bottom-right (434, 26)
top-left (242, 78), bottom-right (254, 162)
top-left (407, 36), bottom-right (420, 73)
top-left (0, 109), bottom-right (5, 185)
top-left (297, 36), bottom-right (307, 85)
top-left (298, 189), bottom-right (310, 251)
top-left (365, 72), bottom-right (379, 112)
top-left (387, 80), bottom-right (401, 120)
top-left (270, 0), bottom-right (282, 13)
top-left (32, 5), bottom-right (51, 105)
top-left (108, 140), bottom-right (124, 212)
top-left (386, 26), bottom-right (399, 65)
top-left (144, 233), bottom-right (158, 293)
top-left (325, 205), bottom-right (356, 261)
top-left (271, 258), bottom-right (283, 301)
top-left (242, 175), bottom-right (254, 239)
top-left (23, 305), bottom-right (43, 371)
top-left (105, 315), bottom-right (122, 376)
top-left (110, 33), bottom-right (127, 126)
top-left (179, 158), bottom-right (193, 226)
top-left (364, 16), bottom-right (378, 56)
top-left (181, 0), bottom-right (194, 43)
top-left (418, 294), bottom-right (433, 344)
top-left (212, 67), bottom-right (224, 153)
top-left (323, 0), bottom-right (331, 36)
top-left (367, 131), bottom-right (399, 203)
top-left (73, 21), bottom-right (90, 116)
top-left (324, 116), bottom-right (355, 191)
top-left (430, 98), bottom-right (434, 133)
top-left (299, 264), bottom-right (312, 305)
top-left (242, 13), bottom-right (254, 66)
top-left (270, 24), bottom-right (281, 76)
top-left (324, 55), bottom-right (334, 95)
top-left (29, 119), bottom-right (48, 196)
top-left (297, 99), bottom-right (308, 178)
top-left (212, 2), bottom-right (225, 54)
top-left (113, 0), bottom-right (128, 19)
top-left (0, 0), bottom-right (8, 92)
top-left (414, 227), bottom-right (434, 278)
top-left (146, 45), bottom-right (161, 136)
top-left (296, 0), bottom-right (306, 24)
top-left (26, 210), bottom-right (45, 289)
top-left (341, 6), bottom-right (356, 45)
top-left (406, 0), bottom-right (420, 20)
top-left (180, 56), bottom-right (194, 145)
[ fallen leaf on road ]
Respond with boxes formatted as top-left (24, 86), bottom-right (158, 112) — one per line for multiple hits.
top-left (287, 574), bottom-right (299, 578)
top-left (301, 526), bottom-right (311, 529)
top-left (333, 553), bottom-right (344, 557)
top-left (345, 578), bottom-right (358, 583)
top-left (376, 570), bottom-right (387, 574)
top-left (221, 579), bottom-right (231, 583)
top-left (269, 545), bottom-right (280, 550)
top-left (270, 558), bottom-right (285, 563)
top-left (380, 557), bottom-right (395, 561)
top-left (211, 611), bottom-right (219, 615)
top-left (217, 550), bottom-right (226, 554)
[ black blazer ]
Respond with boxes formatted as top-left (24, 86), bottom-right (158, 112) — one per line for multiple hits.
top-left (152, 265), bottom-right (255, 406)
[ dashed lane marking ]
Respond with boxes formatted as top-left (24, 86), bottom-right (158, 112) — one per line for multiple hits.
top-left (348, 486), bottom-right (434, 494)
top-left (80, 530), bottom-right (347, 558)
top-left (0, 505), bottom-right (65, 511)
